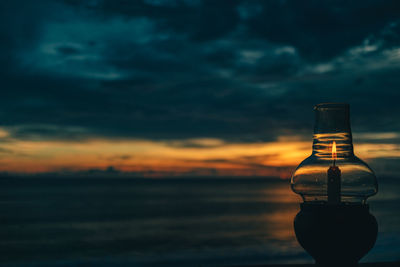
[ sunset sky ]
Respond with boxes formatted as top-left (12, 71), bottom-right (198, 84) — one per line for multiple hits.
top-left (2, 1), bottom-right (400, 177)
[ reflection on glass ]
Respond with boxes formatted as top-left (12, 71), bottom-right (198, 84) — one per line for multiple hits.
top-left (291, 103), bottom-right (378, 203)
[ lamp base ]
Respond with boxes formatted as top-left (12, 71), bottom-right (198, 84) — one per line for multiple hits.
top-left (294, 202), bottom-right (378, 266)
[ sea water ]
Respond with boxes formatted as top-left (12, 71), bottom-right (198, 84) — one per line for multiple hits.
top-left (0, 177), bottom-right (398, 266)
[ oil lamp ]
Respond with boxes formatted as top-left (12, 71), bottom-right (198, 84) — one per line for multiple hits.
top-left (291, 103), bottom-right (378, 266)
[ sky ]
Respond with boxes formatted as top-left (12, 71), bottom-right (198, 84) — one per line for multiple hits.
top-left (1, 0), bottom-right (400, 177)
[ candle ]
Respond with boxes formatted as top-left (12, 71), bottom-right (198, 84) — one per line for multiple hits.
top-left (328, 141), bottom-right (341, 204)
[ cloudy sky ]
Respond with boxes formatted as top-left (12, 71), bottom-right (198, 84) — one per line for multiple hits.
top-left (1, 0), bottom-right (400, 177)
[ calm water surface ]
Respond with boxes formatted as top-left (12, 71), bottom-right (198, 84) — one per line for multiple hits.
top-left (0, 177), bottom-right (399, 266)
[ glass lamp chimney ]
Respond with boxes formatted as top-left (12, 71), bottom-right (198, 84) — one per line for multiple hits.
top-left (291, 103), bottom-right (378, 203)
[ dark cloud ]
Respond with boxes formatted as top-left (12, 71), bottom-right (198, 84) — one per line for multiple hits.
top-left (63, 0), bottom-right (400, 60)
top-left (167, 139), bottom-right (225, 148)
top-left (1, 0), bottom-right (400, 144)
top-left (70, 0), bottom-right (241, 42)
top-left (8, 124), bottom-right (91, 142)
top-left (57, 45), bottom-right (82, 56)
top-left (244, 0), bottom-right (400, 61)
top-left (107, 155), bottom-right (133, 161)
top-left (0, 148), bottom-right (14, 154)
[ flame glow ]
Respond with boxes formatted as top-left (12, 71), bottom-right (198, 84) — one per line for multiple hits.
top-left (332, 141), bottom-right (337, 160)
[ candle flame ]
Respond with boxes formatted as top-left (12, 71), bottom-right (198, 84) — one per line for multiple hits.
top-left (332, 141), bottom-right (337, 161)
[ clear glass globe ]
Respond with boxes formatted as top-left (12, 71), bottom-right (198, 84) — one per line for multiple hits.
top-left (291, 103), bottom-right (378, 203)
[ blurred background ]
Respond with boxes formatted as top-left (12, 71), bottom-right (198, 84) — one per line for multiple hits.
top-left (1, 0), bottom-right (400, 266)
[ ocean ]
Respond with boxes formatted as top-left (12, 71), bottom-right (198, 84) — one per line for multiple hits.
top-left (0, 176), bottom-right (399, 266)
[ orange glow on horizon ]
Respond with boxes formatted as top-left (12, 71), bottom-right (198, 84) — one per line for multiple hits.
top-left (0, 137), bottom-right (310, 177)
top-left (0, 131), bottom-right (399, 177)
